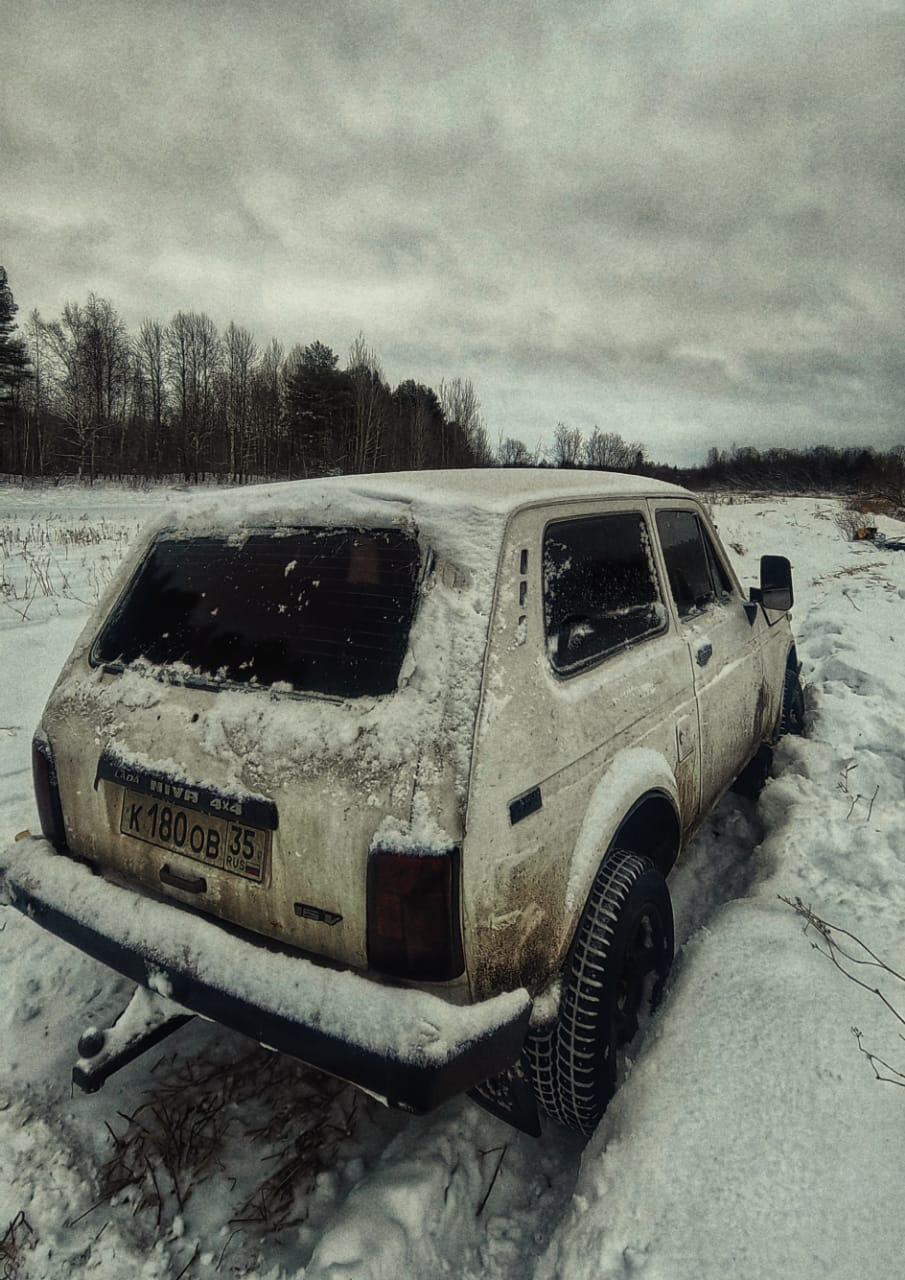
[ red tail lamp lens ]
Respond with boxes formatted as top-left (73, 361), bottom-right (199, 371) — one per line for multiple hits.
top-left (367, 848), bottom-right (464, 981)
top-left (32, 735), bottom-right (67, 849)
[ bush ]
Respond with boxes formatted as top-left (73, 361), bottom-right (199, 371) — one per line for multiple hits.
top-left (833, 505), bottom-right (875, 541)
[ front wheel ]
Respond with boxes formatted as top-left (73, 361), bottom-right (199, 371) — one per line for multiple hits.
top-left (528, 850), bottom-right (674, 1136)
top-left (781, 668), bottom-right (805, 736)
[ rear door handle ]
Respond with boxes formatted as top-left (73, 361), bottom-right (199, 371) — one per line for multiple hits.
top-left (696, 643), bottom-right (713, 667)
top-left (160, 864), bottom-right (207, 894)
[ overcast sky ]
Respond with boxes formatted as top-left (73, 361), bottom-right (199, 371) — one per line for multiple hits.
top-left (4, 0), bottom-right (904, 464)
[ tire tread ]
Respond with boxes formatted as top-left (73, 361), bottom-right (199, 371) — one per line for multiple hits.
top-left (526, 850), bottom-right (673, 1134)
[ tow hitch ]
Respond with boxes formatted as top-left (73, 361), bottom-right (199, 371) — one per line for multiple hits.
top-left (73, 986), bottom-right (193, 1093)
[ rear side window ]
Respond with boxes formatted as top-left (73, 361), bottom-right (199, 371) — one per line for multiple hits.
top-left (543, 512), bottom-right (667, 674)
top-left (92, 527), bottom-right (421, 698)
top-left (655, 510), bottom-right (733, 618)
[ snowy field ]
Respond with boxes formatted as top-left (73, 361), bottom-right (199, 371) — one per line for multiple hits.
top-left (2, 480), bottom-right (905, 1279)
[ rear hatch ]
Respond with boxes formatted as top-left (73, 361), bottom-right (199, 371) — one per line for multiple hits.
top-left (43, 518), bottom-right (485, 978)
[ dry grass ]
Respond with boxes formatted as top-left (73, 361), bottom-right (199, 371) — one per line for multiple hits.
top-left (782, 896), bottom-right (905, 1089)
top-left (0, 516), bottom-right (138, 619)
top-left (0, 1213), bottom-right (35, 1280)
top-left (90, 1044), bottom-right (371, 1234)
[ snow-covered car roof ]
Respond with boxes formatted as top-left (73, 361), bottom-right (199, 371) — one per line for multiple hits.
top-left (299, 466), bottom-right (687, 508)
top-left (168, 467), bottom-right (688, 522)
top-left (154, 468), bottom-right (691, 577)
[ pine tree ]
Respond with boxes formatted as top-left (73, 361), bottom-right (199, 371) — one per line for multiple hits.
top-left (0, 267), bottom-right (32, 408)
top-left (0, 267), bottom-right (33, 470)
top-left (284, 341), bottom-right (353, 475)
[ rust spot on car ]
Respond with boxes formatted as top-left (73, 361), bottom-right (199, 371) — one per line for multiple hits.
top-left (674, 755), bottom-right (698, 829)
top-left (754, 678), bottom-right (770, 741)
top-left (471, 861), bottom-right (568, 998)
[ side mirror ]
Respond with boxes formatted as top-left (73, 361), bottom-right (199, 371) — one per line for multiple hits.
top-left (754, 555), bottom-right (793, 612)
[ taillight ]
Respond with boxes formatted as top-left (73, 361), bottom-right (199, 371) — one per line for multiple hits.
top-left (32, 734), bottom-right (67, 849)
top-left (367, 847), bottom-right (464, 981)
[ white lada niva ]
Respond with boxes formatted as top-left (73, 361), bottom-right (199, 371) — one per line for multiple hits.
top-left (1, 469), bottom-right (800, 1135)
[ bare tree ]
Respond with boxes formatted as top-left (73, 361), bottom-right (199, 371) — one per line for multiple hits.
top-left (552, 422), bottom-right (584, 468)
top-left (166, 311), bottom-right (222, 481)
top-left (249, 337), bottom-right (284, 477)
top-left (2, 287), bottom-right (499, 480)
top-left (439, 376), bottom-right (491, 466)
top-left (136, 319), bottom-right (168, 477)
top-left (20, 309), bottom-right (49, 475)
top-left (498, 435), bottom-right (536, 467)
top-left (223, 321), bottom-right (258, 481)
top-left (584, 427), bottom-right (645, 472)
top-left (346, 333), bottom-right (386, 473)
top-left (43, 296), bottom-right (129, 480)
top-left (83, 294), bottom-right (130, 473)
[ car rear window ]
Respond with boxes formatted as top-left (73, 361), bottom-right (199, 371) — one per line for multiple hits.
top-left (91, 527), bottom-right (422, 697)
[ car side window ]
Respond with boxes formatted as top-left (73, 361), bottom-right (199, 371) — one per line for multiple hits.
top-left (655, 509), bottom-right (733, 618)
top-left (543, 512), bottom-right (667, 674)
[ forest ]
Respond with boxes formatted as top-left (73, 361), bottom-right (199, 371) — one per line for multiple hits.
top-left (0, 268), bottom-right (492, 481)
top-left (2, 266), bottom-right (903, 505)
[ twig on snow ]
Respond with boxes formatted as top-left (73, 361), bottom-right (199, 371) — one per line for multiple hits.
top-left (65, 1197), bottom-right (108, 1228)
top-left (476, 1144), bottom-right (508, 1217)
top-left (783, 895), bottom-right (905, 1093)
top-left (173, 1244), bottom-right (200, 1280)
top-left (781, 896), bottom-right (905, 1063)
top-left (867, 785), bottom-right (880, 822)
top-left (215, 1228), bottom-right (242, 1272)
top-left (853, 1029), bottom-right (905, 1089)
top-left (837, 762), bottom-right (858, 794)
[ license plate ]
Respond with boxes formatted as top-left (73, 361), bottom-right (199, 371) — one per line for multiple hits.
top-left (119, 789), bottom-right (270, 883)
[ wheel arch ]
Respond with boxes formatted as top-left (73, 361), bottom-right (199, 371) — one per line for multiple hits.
top-left (565, 748), bottom-right (681, 919)
top-left (610, 791), bottom-right (681, 878)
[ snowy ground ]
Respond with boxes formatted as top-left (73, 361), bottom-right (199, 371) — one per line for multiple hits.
top-left (2, 481), bottom-right (904, 1279)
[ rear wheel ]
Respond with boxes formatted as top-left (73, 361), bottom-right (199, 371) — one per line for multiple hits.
top-left (528, 850), bottom-right (674, 1136)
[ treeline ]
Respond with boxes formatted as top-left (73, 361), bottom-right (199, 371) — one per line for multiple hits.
top-left (647, 443), bottom-right (905, 503)
top-left (4, 268), bottom-right (903, 498)
top-left (0, 269), bottom-right (492, 481)
top-left (507, 420), bottom-right (905, 507)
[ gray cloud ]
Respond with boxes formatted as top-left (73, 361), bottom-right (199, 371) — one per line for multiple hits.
top-left (3, 0), bottom-right (904, 463)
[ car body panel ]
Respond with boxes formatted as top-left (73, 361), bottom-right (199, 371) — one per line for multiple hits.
top-left (464, 499), bottom-right (696, 998)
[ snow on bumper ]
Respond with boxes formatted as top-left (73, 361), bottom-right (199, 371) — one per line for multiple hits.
top-left (0, 838), bottom-right (531, 1112)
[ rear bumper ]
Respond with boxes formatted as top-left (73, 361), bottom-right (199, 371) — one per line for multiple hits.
top-left (0, 838), bottom-right (531, 1113)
